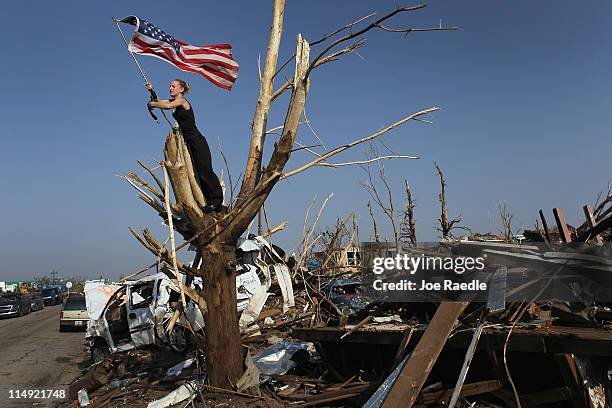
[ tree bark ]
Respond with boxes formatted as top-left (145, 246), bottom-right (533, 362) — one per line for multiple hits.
top-left (199, 239), bottom-right (242, 388)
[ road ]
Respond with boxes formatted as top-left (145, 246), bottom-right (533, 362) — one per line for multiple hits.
top-left (0, 305), bottom-right (88, 407)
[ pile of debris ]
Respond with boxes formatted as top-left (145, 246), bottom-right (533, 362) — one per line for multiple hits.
top-left (60, 221), bottom-right (612, 408)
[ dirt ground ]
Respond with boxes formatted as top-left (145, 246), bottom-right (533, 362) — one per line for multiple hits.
top-left (0, 305), bottom-right (88, 408)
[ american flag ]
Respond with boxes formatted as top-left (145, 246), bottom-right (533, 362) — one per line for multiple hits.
top-left (119, 16), bottom-right (239, 90)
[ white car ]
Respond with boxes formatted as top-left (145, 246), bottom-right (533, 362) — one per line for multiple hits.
top-left (86, 273), bottom-right (204, 362)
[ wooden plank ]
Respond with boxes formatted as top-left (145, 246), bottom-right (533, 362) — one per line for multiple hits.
top-left (553, 207), bottom-right (572, 242)
top-left (390, 326), bottom-right (414, 372)
top-left (292, 325), bottom-right (612, 356)
top-left (448, 326), bottom-right (612, 356)
top-left (539, 209), bottom-right (552, 242)
top-left (553, 354), bottom-right (586, 408)
top-left (420, 380), bottom-right (502, 404)
top-left (292, 392), bottom-right (362, 407)
top-left (381, 301), bottom-right (469, 408)
top-left (576, 215), bottom-right (612, 242)
top-left (340, 315), bottom-right (373, 340)
top-left (583, 205), bottom-right (603, 243)
top-left (290, 383), bottom-right (374, 407)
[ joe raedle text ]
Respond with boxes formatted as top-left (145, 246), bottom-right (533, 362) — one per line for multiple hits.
top-left (372, 279), bottom-right (487, 292)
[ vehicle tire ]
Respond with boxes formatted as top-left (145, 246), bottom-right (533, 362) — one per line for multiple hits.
top-left (90, 340), bottom-right (110, 364)
top-left (59, 325), bottom-right (65, 332)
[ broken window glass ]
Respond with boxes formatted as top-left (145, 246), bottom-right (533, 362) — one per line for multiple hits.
top-left (130, 281), bottom-right (155, 308)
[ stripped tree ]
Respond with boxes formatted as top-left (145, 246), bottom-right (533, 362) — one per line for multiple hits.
top-left (400, 179), bottom-right (417, 246)
top-left (498, 200), bottom-right (514, 241)
top-left (360, 145), bottom-right (416, 254)
top-left (123, 1), bottom-right (455, 388)
top-left (434, 160), bottom-right (462, 239)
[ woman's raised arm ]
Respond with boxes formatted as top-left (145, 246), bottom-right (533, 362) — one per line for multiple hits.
top-left (145, 82), bottom-right (183, 110)
top-left (148, 99), bottom-right (183, 109)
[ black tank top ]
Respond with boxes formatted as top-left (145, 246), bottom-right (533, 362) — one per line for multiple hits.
top-left (172, 101), bottom-right (201, 141)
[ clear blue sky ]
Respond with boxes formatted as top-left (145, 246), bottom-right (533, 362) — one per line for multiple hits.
top-left (0, 1), bottom-right (610, 281)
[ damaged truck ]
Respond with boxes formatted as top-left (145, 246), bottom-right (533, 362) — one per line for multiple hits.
top-left (86, 273), bottom-right (205, 362)
top-left (86, 235), bottom-right (295, 362)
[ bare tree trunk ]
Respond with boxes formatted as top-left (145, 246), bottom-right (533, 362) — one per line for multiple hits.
top-left (368, 201), bottom-right (381, 246)
top-left (498, 200), bottom-right (513, 242)
top-left (434, 160), bottom-right (449, 238)
top-left (199, 241), bottom-right (242, 387)
top-left (434, 161), bottom-right (461, 239)
top-left (361, 153), bottom-right (401, 253)
top-left (239, 0), bottom-right (285, 200)
top-left (400, 179), bottom-right (417, 246)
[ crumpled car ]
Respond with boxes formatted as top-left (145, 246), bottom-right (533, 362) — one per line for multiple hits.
top-left (86, 235), bottom-right (292, 362)
top-left (86, 273), bottom-right (205, 362)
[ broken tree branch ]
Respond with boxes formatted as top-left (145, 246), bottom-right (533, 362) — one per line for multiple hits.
top-left (375, 24), bottom-right (459, 35)
top-left (296, 194), bottom-right (334, 274)
top-left (137, 160), bottom-right (165, 195)
top-left (162, 162), bottom-right (190, 333)
top-left (318, 154), bottom-right (418, 168)
top-left (308, 4), bottom-right (444, 75)
top-left (272, 40), bottom-right (364, 102)
top-left (261, 221), bottom-right (288, 238)
top-left (219, 141), bottom-right (235, 209)
top-left (239, 0), bottom-right (285, 200)
top-left (126, 171), bottom-right (164, 201)
top-left (368, 201), bottom-right (381, 247)
top-left (281, 108), bottom-right (438, 179)
top-left (361, 148), bottom-right (401, 253)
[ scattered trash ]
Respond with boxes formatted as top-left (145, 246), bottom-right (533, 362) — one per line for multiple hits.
top-left (166, 357), bottom-right (196, 377)
top-left (77, 389), bottom-right (90, 407)
top-left (372, 314), bottom-right (403, 324)
top-left (236, 352), bottom-right (261, 395)
top-left (146, 381), bottom-right (197, 408)
top-left (253, 342), bottom-right (310, 375)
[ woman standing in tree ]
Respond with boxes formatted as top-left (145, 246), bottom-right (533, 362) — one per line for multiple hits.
top-left (146, 80), bottom-right (223, 213)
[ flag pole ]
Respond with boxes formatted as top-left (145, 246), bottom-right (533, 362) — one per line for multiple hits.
top-left (113, 17), bottom-right (174, 128)
top-left (112, 18), bottom-right (150, 84)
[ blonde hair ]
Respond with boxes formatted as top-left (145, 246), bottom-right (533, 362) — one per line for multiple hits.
top-left (173, 79), bottom-right (190, 95)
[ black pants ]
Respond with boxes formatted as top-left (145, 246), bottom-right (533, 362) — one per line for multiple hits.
top-left (185, 134), bottom-right (223, 206)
